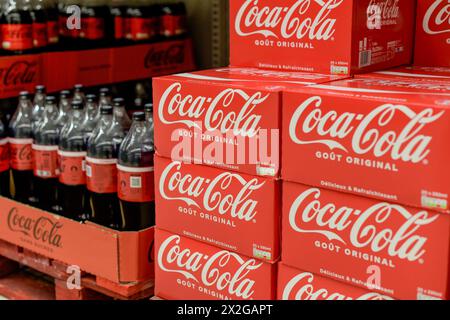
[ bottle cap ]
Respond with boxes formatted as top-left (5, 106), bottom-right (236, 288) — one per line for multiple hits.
top-left (132, 111), bottom-right (145, 121)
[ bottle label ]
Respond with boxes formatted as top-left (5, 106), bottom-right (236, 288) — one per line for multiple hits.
top-left (86, 157), bottom-right (117, 194)
top-left (47, 20), bottom-right (59, 44)
top-left (9, 138), bottom-right (33, 171)
top-left (1, 24), bottom-right (33, 51)
top-left (32, 144), bottom-right (60, 179)
top-left (33, 22), bottom-right (48, 47)
top-left (161, 15), bottom-right (186, 37)
top-left (80, 17), bottom-right (105, 40)
top-left (114, 16), bottom-right (124, 39)
top-left (0, 139), bottom-right (10, 173)
top-left (58, 150), bottom-right (86, 186)
top-left (130, 17), bottom-right (158, 40)
top-left (117, 164), bottom-right (154, 203)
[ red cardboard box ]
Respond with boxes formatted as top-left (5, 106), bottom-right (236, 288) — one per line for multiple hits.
top-left (154, 228), bottom-right (276, 300)
top-left (229, 0), bottom-right (416, 75)
top-left (414, 0), bottom-right (450, 67)
top-left (358, 66), bottom-right (450, 82)
top-left (0, 197), bottom-right (154, 283)
top-left (277, 263), bottom-right (393, 300)
top-left (282, 77), bottom-right (450, 213)
top-left (155, 155), bottom-right (280, 262)
top-left (282, 182), bottom-right (450, 300)
top-left (153, 67), bottom-right (339, 177)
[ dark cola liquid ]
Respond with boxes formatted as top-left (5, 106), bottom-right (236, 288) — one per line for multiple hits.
top-left (110, 3), bottom-right (126, 44)
top-left (33, 99), bottom-right (61, 213)
top-left (87, 109), bottom-right (123, 230)
top-left (31, 6), bottom-right (48, 50)
top-left (46, 3), bottom-right (59, 47)
top-left (9, 120), bottom-right (35, 204)
top-left (117, 114), bottom-right (154, 231)
top-left (0, 119), bottom-right (10, 198)
top-left (117, 154), bottom-right (155, 231)
top-left (58, 109), bottom-right (88, 221)
top-left (80, 4), bottom-right (112, 48)
top-left (0, 7), bottom-right (34, 55)
top-left (125, 3), bottom-right (159, 43)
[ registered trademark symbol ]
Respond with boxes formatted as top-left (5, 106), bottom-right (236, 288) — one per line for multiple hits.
top-left (419, 259), bottom-right (424, 264)
top-left (423, 159), bottom-right (429, 165)
top-left (253, 219), bottom-right (257, 223)
top-left (331, 37), bottom-right (335, 41)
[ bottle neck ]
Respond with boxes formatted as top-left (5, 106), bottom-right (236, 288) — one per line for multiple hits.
top-left (34, 93), bottom-right (46, 107)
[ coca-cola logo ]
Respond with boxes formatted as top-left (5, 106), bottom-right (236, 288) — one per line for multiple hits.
top-left (282, 272), bottom-right (393, 300)
top-left (145, 44), bottom-right (185, 69)
top-left (0, 60), bottom-right (38, 87)
top-left (423, 0), bottom-right (450, 35)
top-left (234, 0), bottom-right (343, 40)
top-left (158, 82), bottom-right (268, 137)
top-left (289, 188), bottom-right (439, 261)
top-left (159, 161), bottom-right (265, 222)
top-left (157, 234), bottom-right (263, 299)
top-left (367, 0), bottom-right (400, 30)
top-left (7, 208), bottom-right (63, 248)
top-left (289, 96), bottom-right (444, 163)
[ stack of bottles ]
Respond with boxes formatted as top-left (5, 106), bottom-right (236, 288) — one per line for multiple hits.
top-left (3, 84), bottom-right (155, 231)
top-left (0, 0), bottom-right (188, 55)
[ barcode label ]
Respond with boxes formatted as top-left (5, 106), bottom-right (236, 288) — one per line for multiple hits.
top-left (359, 50), bottom-right (372, 67)
top-left (130, 176), bottom-right (142, 188)
top-left (86, 165), bottom-right (92, 178)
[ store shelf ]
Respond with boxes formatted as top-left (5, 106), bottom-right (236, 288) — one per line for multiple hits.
top-left (0, 38), bottom-right (196, 100)
top-left (0, 196), bottom-right (155, 300)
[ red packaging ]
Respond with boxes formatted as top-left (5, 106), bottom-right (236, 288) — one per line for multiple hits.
top-left (282, 182), bottom-right (450, 300)
top-left (153, 67), bottom-right (340, 177)
top-left (155, 155), bottom-right (280, 261)
top-left (9, 138), bottom-right (33, 171)
top-left (229, 0), bottom-right (415, 75)
top-left (58, 150), bottom-right (86, 186)
top-left (32, 22), bottom-right (48, 48)
top-left (85, 157), bottom-right (117, 194)
top-left (277, 263), bottom-right (393, 300)
top-left (155, 228), bottom-right (276, 300)
top-left (358, 66), bottom-right (450, 82)
top-left (80, 17), bottom-right (105, 40)
top-left (32, 144), bottom-right (59, 178)
top-left (282, 77), bottom-right (450, 213)
top-left (117, 164), bottom-right (155, 203)
top-left (414, 0), bottom-right (450, 67)
top-left (1, 24), bottom-right (33, 51)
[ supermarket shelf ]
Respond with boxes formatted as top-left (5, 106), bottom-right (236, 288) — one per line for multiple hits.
top-left (0, 269), bottom-right (55, 300)
top-left (0, 38), bottom-right (196, 100)
top-left (0, 240), bottom-right (154, 300)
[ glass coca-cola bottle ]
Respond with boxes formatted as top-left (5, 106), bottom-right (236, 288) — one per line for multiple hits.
top-left (56, 89), bottom-right (72, 134)
top-left (0, 116), bottom-right (10, 198)
top-left (112, 97), bottom-right (131, 133)
top-left (117, 111), bottom-right (154, 231)
top-left (1, 0), bottom-right (34, 55)
top-left (45, 0), bottom-right (59, 47)
top-left (160, 1), bottom-right (187, 39)
top-left (79, 0), bottom-right (111, 48)
top-left (110, 0), bottom-right (126, 45)
top-left (73, 83), bottom-right (85, 103)
top-left (30, 0), bottom-right (48, 51)
top-left (31, 84), bottom-right (46, 136)
top-left (9, 92), bottom-right (36, 205)
top-left (86, 105), bottom-right (125, 229)
top-left (58, 100), bottom-right (88, 220)
top-left (32, 95), bottom-right (61, 213)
